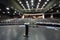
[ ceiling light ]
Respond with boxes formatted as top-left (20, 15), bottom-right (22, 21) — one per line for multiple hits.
top-left (31, 0), bottom-right (33, 2)
top-left (36, 5), bottom-right (39, 8)
top-left (57, 10), bottom-right (59, 12)
top-left (45, 2), bottom-right (47, 4)
top-left (7, 11), bottom-right (10, 13)
top-left (3, 12), bottom-right (5, 14)
top-left (14, 11), bottom-right (17, 13)
top-left (43, 4), bottom-right (45, 7)
top-left (38, 2), bottom-right (40, 4)
top-left (47, 0), bottom-right (49, 1)
top-left (31, 0), bottom-right (34, 6)
top-left (26, 1), bottom-right (28, 3)
top-left (26, 1), bottom-right (30, 9)
top-left (21, 4), bottom-right (23, 6)
top-left (19, 1), bottom-right (22, 4)
top-left (39, 0), bottom-right (41, 2)
top-left (6, 7), bottom-right (10, 10)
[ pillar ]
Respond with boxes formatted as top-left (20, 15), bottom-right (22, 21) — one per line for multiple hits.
top-left (22, 15), bottom-right (24, 19)
top-left (42, 14), bottom-right (45, 19)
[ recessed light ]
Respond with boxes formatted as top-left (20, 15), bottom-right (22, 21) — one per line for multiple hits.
top-left (6, 7), bottom-right (10, 10)
top-left (26, 1), bottom-right (28, 3)
top-left (43, 4), bottom-right (45, 7)
top-left (14, 11), bottom-right (17, 13)
top-left (39, 0), bottom-right (41, 2)
top-left (57, 10), bottom-right (59, 12)
top-left (47, 0), bottom-right (49, 1)
top-left (21, 4), bottom-right (23, 6)
top-left (38, 3), bottom-right (40, 4)
top-left (45, 2), bottom-right (47, 4)
top-left (19, 1), bottom-right (22, 4)
top-left (31, 0), bottom-right (33, 2)
top-left (3, 12), bottom-right (5, 14)
top-left (7, 11), bottom-right (10, 13)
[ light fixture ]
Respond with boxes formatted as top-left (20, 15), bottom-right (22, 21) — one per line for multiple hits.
top-left (37, 5), bottom-right (39, 8)
top-left (43, 4), bottom-right (45, 7)
top-left (19, 1), bottom-right (22, 4)
top-left (36, 2), bottom-right (40, 8)
top-left (26, 1), bottom-right (30, 9)
top-left (26, 1), bottom-right (28, 3)
top-left (39, 0), bottom-right (41, 2)
top-left (14, 11), bottom-right (17, 13)
top-left (3, 12), bottom-right (5, 14)
top-left (21, 4), bottom-right (23, 6)
top-left (31, 0), bottom-right (33, 2)
top-left (47, 0), bottom-right (49, 1)
top-left (38, 2), bottom-right (40, 4)
top-left (7, 11), bottom-right (10, 13)
top-left (45, 2), bottom-right (47, 4)
top-left (57, 10), bottom-right (59, 12)
top-left (21, 4), bottom-right (26, 9)
top-left (31, 0), bottom-right (34, 6)
top-left (6, 7), bottom-right (10, 10)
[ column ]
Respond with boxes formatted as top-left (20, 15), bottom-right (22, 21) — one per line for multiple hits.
top-left (22, 15), bottom-right (24, 19)
top-left (42, 14), bottom-right (45, 19)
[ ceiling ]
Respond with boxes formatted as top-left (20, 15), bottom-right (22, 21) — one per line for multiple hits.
top-left (15, 0), bottom-right (60, 13)
top-left (0, 0), bottom-right (60, 13)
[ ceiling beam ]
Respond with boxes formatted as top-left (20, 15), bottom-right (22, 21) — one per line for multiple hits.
top-left (43, 0), bottom-right (59, 13)
top-left (8, 0), bottom-right (23, 11)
